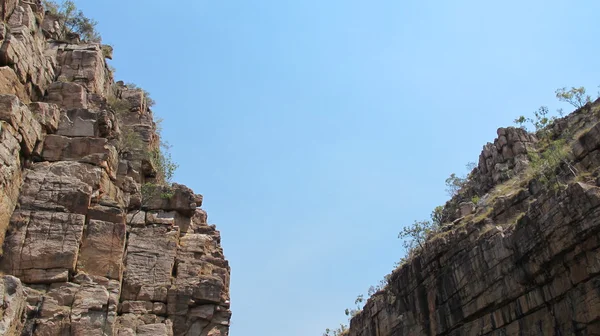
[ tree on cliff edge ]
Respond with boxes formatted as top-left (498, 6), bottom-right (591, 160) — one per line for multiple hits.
top-left (42, 0), bottom-right (101, 42)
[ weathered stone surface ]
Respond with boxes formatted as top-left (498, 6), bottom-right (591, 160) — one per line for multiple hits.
top-left (144, 183), bottom-right (203, 215)
top-left (77, 219), bottom-right (126, 280)
top-left (1, 4), bottom-right (56, 101)
top-left (56, 108), bottom-right (99, 137)
top-left (41, 11), bottom-right (61, 40)
top-left (17, 161), bottom-right (91, 213)
top-left (42, 134), bottom-right (118, 177)
top-left (55, 43), bottom-right (109, 96)
top-left (137, 323), bottom-right (171, 336)
top-left (45, 81), bottom-right (88, 109)
top-left (0, 121), bottom-right (22, 251)
top-left (0, 66), bottom-right (28, 102)
top-left (0, 94), bottom-right (42, 155)
top-left (121, 226), bottom-right (179, 302)
top-left (1, 210), bottom-right (85, 283)
top-left (0, 0), bottom-right (18, 22)
top-left (0, 275), bottom-right (26, 335)
top-left (17, 161), bottom-right (123, 213)
top-left (28, 101), bottom-right (60, 133)
top-left (32, 279), bottom-right (120, 336)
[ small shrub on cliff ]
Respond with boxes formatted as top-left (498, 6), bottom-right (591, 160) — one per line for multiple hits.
top-left (107, 96), bottom-right (144, 155)
top-left (431, 205), bottom-right (444, 227)
top-left (527, 139), bottom-right (576, 191)
top-left (151, 118), bottom-right (178, 184)
top-left (555, 86), bottom-right (592, 109)
top-left (445, 173), bottom-right (466, 197)
top-left (323, 325), bottom-right (348, 336)
top-left (445, 162), bottom-right (476, 197)
top-left (43, 0), bottom-right (101, 42)
top-left (514, 106), bottom-right (564, 139)
top-left (398, 219), bottom-right (436, 251)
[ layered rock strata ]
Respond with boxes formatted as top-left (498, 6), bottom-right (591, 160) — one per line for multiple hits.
top-left (0, 1), bottom-right (231, 335)
top-left (347, 102), bottom-right (600, 336)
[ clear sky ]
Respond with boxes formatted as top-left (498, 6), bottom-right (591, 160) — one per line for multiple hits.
top-left (75, 1), bottom-right (600, 335)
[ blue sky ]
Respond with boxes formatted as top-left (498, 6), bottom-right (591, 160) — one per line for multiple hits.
top-left (76, 1), bottom-right (600, 334)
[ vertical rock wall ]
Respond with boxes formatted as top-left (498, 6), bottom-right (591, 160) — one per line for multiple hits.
top-left (0, 1), bottom-right (231, 335)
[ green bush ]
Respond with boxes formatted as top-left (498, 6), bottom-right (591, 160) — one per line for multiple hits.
top-left (323, 325), bottom-right (348, 336)
top-left (527, 139), bottom-right (575, 190)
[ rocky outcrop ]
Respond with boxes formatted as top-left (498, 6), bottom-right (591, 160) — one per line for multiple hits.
top-left (346, 103), bottom-right (600, 335)
top-left (0, 1), bottom-right (231, 335)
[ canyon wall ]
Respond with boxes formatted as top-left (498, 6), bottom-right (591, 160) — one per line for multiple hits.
top-left (346, 103), bottom-right (600, 334)
top-left (0, 1), bottom-right (231, 335)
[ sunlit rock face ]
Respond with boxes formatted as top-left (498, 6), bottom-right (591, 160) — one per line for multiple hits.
top-left (0, 1), bottom-right (231, 335)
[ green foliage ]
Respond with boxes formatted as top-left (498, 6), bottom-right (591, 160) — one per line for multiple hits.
top-left (323, 325), bottom-right (348, 336)
top-left (101, 44), bottom-right (113, 59)
top-left (149, 137), bottom-right (178, 185)
top-left (42, 0), bottom-right (101, 42)
top-left (444, 162), bottom-right (476, 197)
top-left (107, 95), bottom-right (142, 155)
top-left (514, 106), bottom-right (559, 135)
top-left (398, 219), bottom-right (437, 251)
top-left (118, 127), bottom-right (144, 155)
top-left (140, 182), bottom-right (174, 203)
top-left (445, 173), bottom-right (466, 197)
top-left (471, 195), bottom-right (480, 204)
top-left (431, 205), bottom-right (444, 227)
top-left (527, 139), bottom-right (575, 190)
top-left (344, 295), bottom-right (364, 318)
top-left (555, 87), bottom-right (591, 109)
top-left (513, 86), bottom-right (583, 191)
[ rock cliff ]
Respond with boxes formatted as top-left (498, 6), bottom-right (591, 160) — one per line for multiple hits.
top-left (345, 100), bottom-right (600, 335)
top-left (0, 1), bottom-right (231, 335)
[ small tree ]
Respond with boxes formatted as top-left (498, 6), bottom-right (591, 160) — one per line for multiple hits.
top-left (398, 219), bottom-right (436, 250)
top-left (445, 173), bottom-right (466, 197)
top-left (43, 0), bottom-right (101, 42)
top-left (514, 106), bottom-right (558, 135)
top-left (555, 87), bottom-right (591, 109)
top-left (431, 205), bottom-right (444, 227)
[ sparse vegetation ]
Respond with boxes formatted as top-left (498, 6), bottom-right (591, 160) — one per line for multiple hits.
top-left (526, 139), bottom-right (575, 191)
top-left (445, 173), bottom-right (466, 197)
top-left (555, 86), bottom-right (592, 109)
top-left (150, 118), bottom-right (178, 185)
top-left (445, 162), bottom-right (476, 197)
top-left (323, 325), bottom-right (348, 336)
top-left (125, 82), bottom-right (156, 108)
top-left (42, 0), bottom-right (101, 42)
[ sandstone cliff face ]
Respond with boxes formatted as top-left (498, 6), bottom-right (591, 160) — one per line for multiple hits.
top-left (0, 1), bottom-right (231, 335)
top-left (346, 104), bottom-right (600, 334)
